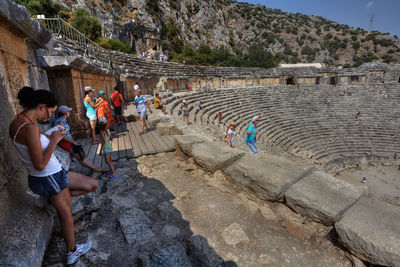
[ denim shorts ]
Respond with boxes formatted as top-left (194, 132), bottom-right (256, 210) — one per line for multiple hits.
top-left (28, 169), bottom-right (68, 198)
top-left (138, 110), bottom-right (146, 118)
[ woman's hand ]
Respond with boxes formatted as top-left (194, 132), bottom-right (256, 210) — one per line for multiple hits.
top-left (49, 128), bottom-right (66, 143)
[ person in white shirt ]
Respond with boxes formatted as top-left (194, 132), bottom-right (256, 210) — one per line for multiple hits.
top-left (9, 87), bottom-right (97, 264)
top-left (135, 89), bottom-right (152, 135)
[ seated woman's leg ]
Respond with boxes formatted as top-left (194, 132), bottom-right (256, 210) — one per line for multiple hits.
top-left (49, 188), bottom-right (75, 251)
top-left (72, 152), bottom-right (103, 172)
top-left (67, 171), bottom-right (98, 196)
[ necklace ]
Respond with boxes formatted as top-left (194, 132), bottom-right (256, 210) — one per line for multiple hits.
top-left (18, 112), bottom-right (35, 123)
top-left (17, 112), bottom-right (44, 134)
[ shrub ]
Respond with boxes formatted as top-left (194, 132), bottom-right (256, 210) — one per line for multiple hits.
top-left (15, 0), bottom-right (68, 17)
top-left (71, 8), bottom-right (102, 41)
top-left (382, 54), bottom-right (395, 64)
top-left (352, 41), bottom-right (360, 50)
top-left (97, 38), bottom-right (134, 54)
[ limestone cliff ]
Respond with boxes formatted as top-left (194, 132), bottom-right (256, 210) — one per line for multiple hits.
top-left (54, 0), bottom-right (399, 66)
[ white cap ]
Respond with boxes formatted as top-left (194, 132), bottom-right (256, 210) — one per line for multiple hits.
top-left (98, 117), bottom-right (107, 124)
top-left (84, 86), bottom-right (94, 92)
top-left (182, 99), bottom-right (187, 103)
top-left (252, 116), bottom-right (260, 122)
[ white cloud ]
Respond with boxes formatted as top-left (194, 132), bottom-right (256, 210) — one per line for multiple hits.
top-left (364, 1), bottom-right (374, 9)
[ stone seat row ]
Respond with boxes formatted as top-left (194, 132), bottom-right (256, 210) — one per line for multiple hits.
top-left (167, 86), bottom-right (400, 168)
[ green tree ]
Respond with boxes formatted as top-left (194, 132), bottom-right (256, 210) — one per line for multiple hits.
top-left (71, 8), bottom-right (102, 41)
top-left (14, 0), bottom-right (67, 17)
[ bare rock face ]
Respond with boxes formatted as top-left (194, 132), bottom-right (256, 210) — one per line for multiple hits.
top-left (225, 154), bottom-right (312, 201)
top-left (335, 197), bottom-right (400, 266)
top-left (188, 235), bottom-right (224, 266)
top-left (285, 171), bottom-right (362, 225)
top-left (221, 223), bottom-right (249, 245)
top-left (145, 244), bottom-right (192, 267)
top-left (118, 208), bottom-right (156, 245)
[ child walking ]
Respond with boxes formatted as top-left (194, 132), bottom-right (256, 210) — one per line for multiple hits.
top-left (226, 121), bottom-right (236, 148)
top-left (98, 118), bottom-right (116, 179)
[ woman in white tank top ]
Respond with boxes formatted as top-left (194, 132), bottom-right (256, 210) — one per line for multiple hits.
top-left (9, 87), bottom-right (96, 264)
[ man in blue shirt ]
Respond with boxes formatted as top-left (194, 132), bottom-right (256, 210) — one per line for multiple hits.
top-left (245, 116), bottom-right (260, 154)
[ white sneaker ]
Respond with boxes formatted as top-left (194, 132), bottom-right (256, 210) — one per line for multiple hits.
top-left (67, 242), bottom-right (91, 265)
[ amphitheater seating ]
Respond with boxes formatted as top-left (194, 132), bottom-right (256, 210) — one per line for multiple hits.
top-left (167, 85), bottom-right (400, 169)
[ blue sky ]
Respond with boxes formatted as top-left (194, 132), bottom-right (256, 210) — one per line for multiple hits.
top-left (238, 0), bottom-right (400, 37)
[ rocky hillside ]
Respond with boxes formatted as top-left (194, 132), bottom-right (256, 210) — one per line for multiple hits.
top-left (55, 0), bottom-right (400, 67)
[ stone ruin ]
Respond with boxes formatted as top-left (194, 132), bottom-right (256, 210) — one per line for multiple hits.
top-left (0, 0), bottom-right (399, 266)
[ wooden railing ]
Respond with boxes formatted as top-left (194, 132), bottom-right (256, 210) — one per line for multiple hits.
top-left (34, 18), bottom-right (113, 69)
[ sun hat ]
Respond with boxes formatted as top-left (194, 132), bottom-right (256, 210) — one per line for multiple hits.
top-left (58, 105), bottom-right (72, 114)
top-left (230, 121), bottom-right (237, 126)
top-left (99, 90), bottom-right (105, 96)
top-left (84, 86), bottom-right (94, 92)
top-left (252, 116), bottom-right (260, 122)
top-left (98, 117), bottom-right (107, 124)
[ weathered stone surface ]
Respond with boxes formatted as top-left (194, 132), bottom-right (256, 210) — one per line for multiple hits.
top-left (188, 235), bottom-right (224, 266)
top-left (258, 205), bottom-right (277, 221)
top-left (71, 194), bottom-right (101, 217)
top-left (0, 0), bottom-right (52, 46)
top-left (119, 208), bottom-right (156, 245)
top-left (174, 133), bottom-right (209, 155)
top-left (157, 201), bottom-right (180, 220)
top-left (335, 197), bottom-right (400, 266)
top-left (148, 115), bottom-right (161, 126)
top-left (157, 123), bottom-right (182, 136)
top-left (285, 171), bottom-right (362, 225)
top-left (146, 244), bottom-right (192, 267)
top-left (162, 225), bottom-right (180, 238)
top-left (225, 154), bottom-right (312, 201)
top-left (191, 141), bottom-right (245, 172)
top-left (221, 223), bottom-right (249, 245)
top-left (0, 206), bottom-right (53, 267)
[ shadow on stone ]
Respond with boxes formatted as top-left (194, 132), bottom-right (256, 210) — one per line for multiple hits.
top-left (42, 158), bottom-right (236, 266)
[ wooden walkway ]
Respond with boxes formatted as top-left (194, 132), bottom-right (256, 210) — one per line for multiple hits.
top-left (74, 121), bottom-right (175, 174)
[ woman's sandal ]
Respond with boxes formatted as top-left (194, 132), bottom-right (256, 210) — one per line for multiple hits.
top-left (139, 131), bottom-right (144, 135)
top-left (109, 174), bottom-right (117, 180)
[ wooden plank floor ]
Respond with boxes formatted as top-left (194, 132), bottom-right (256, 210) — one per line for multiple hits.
top-left (73, 121), bottom-right (175, 172)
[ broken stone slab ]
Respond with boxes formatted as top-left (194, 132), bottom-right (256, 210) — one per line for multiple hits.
top-left (0, 205), bottom-right (53, 267)
top-left (174, 133), bottom-right (210, 155)
top-left (335, 197), bottom-right (400, 266)
top-left (119, 208), bottom-right (156, 245)
top-left (148, 115), bottom-right (161, 127)
top-left (157, 123), bottom-right (183, 136)
top-left (191, 141), bottom-right (245, 172)
top-left (188, 235), bottom-right (224, 267)
top-left (285, 171), bottom-right (362, 225)
top-left (145, 244), bottom-right (192, 267)
top-left (224, 154), bottom-right (312, 201)
top-left (221, 223), bottom-right (249, 245)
